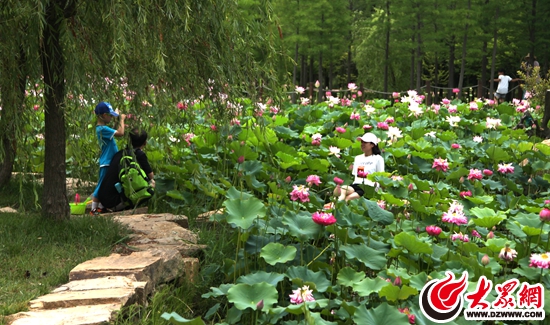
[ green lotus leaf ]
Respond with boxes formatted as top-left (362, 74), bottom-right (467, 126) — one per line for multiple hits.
top-left (260, 242), bottom-right (297, 265)
top-left (340, 244), bottom-right (387, 270)
top-left (226, 187), bottom-right (254, 199)
top-left (379, 284), bottom-right (418, 302)
top-left (465, 195), bottom-right (494, 205)
top-left (353, 302), bottom-right (410, 325)
top-left (481, 179), bottom-right (505, 191)
top-left (353, 277), bottom-right (389, 296)
top-left (224, 197), bottom-right (266, 229)
top-left (201, 283), bottom-right (234, 298)
top-left (408, 272), bottom-right (429, 291)
top-left (485, 238), bottom-right (513, 253)
top-left (286, 266), bottom-right (331, 292)
top-left (275, 152), bottom-right (301, 169)
top-left (522, 225), bottom-right (542, 236)
top-left (394, 232), bottom-right (433, 254)
top-left (303, 157), bottom-right (329, 173)
top-left (361, 199), bottom-right (395, 225)
top-left (227, 283), bottom-right (278, 311)
top-left (336, 267), bottom-right (366, 287)
top-left (161, 312), bottom-right (206, 325)
top-left (274, 125), bottom-right (299, 139)
top-left (282, 211), bottom-right (323, 242)
top-left (386, 147), bottom-right (409, 158)
top-left (237, 271), bottom-right (285, 286)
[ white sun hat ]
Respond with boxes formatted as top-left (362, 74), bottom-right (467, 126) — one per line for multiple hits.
top-left (357, 133), bottom-right (379, 145)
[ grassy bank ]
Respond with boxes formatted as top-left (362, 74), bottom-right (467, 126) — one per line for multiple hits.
top-left (0, 179), bottom-right (130, 321)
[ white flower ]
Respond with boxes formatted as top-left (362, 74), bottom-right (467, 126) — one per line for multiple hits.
top-left (473, 136), bottom-right (483, 143)
top-left (312, 133), bottom-right (322, 141)
top-left (328, 146), bottom-right (341, 158)
top-left (327, 96), bottom-right (340, 107)
top-left (348, 83), bottom-right (357, 91)
top-left (300, 97), bottom-right (310, 105)
top-left (363, 104), bottom-right (376, 116)
top-left (446, 115), bottom-right (461, 127)
top-left (486, 117), bottom-right (502, 129)
top-left (424, 131), bottom-right (436, 138)
top-left (387, 126), bottom-right (403, 142)
top-left (169, 136), bottom-right (180, 143)
top-left (408, 102), bottom-right (423, 117)
top-left (295, 86), bottom-right (305, 94)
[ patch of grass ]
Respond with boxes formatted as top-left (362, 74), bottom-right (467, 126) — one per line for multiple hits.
top-left (0, 176), bottom-right (43, 212)
top-left (0, 212), bottom-right (130, 319)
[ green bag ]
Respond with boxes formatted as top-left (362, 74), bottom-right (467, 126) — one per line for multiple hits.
top-left (118, 150), bottom-right (154, 206)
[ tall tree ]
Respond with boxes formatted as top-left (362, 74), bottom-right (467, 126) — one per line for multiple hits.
top-left (1, 0), bottom-right (282, 219)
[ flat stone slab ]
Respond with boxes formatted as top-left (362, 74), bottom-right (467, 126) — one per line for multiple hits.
top-left (29, 287), bottom-right (136, 310)
top-left (7, 303), bottom-right (119, 325)
top-left (114, 213), bottom-right (192, 238)
top-left (69, 248), bottom-right (184, 285)
top-left (0, 207), bottom-right (18, 213)
top-left (127, 237), bottom-right (206, 257)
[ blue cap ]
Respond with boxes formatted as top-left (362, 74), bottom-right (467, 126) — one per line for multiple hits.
top-left (94, 102), bottom-right (118, 117)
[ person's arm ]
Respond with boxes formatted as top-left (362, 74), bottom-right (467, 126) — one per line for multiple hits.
top-left (114, 114), bottom-right (126, 137)
top-left (377, 155), bottom-right (385, 173)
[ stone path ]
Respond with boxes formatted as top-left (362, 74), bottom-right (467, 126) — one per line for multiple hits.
top-left (5, 209), bottom-right (206, 325)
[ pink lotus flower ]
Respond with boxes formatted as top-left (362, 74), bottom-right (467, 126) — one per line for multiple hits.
top-left (432, 158), bottom-right (449, 172)
top-left (545, 199), bottom-right (550, 205)
top-left (426, 225), bottom-right (442, 236)
top-left (483, 169), bottom-right (493, 176)
top-left (295, 86), bottom-right (305, 94)
top-left (442, 98), bottom-right (451, 105)
top-left (499, 246), bottom-right (517, 261)
top-left (210, 125), bottom-right (218, 131)
top-left (357, 91), bottom-right (362, 97)
top-left (452, 88), bottom-right (460, 93)
top-left (385, 117), bottom-right (395, 124)
top-left (333, 177), bottom-right (344, 185)
top-left (481, 254), bottom-right (490, 266)
top-left (451, 143), bottom-right (461, 149)
top-left (392, 92), bottom-right (400, 98)
top-left (237, 156), bottom-right (245, 164)
top-left (529, 252), bottom-right (550, 269)
top-left (377, 200), bottom-right (386, 210)
top-left (468, 169), bottom-right (483, 181)
top-left (451, 232), bottom-right (469, 242)
top-left (311, 139), bottom-right (321, 146)
top-left (408, 183), bottom-right (414, 191)
top-left (177, 102), bottom-right (187, 110)
top-left (312, 211), bottom-right (337, 226)
top-left (289, 285), bottom-right (315, 304)
top-left (350, 112), bottom-right (360, 120)
top-left (469, 101), bottom-right (478, 111)
top-left (290, 185), bottom-right (310, 202)
top-left (357, 170), bottom-right (368, 178)
top-left (459, 191), bottom-right (472, 198)
top-left (442, 201), bottom-right (468, 225)
top-left (497, 163), bottom-right (514, 174)
top-left (540, 208), bottom-right (550, 222)
top-left (377, 122), bottom-right (389, 130)
top-left (335, 127), bottom-right (346, 133)
top-left (306, 175), bottom-right (322, 186)
top-left (471, 229), bottom-right (481, 238)
top-left (448, 105), bottom-right (458, 113)
top-left (348, 83), bottom-right (357, 91)
top-left (363, 125), bottom-right (372, 130)
top-left (487, 231), bottom-right (494, 239)
top-left (431, 104), bottom-right (441, 113)
top-left (315, 80), bottom-right (320, 88)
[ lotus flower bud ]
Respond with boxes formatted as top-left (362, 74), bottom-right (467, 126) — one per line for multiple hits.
top-left (256, 299), bottom-right (264, 310)
top-left (540, 208), bottom-right (550, 222)
top-left (487, 231), bottom-right (494, 239)
top-left (481, 254), bottom-right (490, 266)
top-left (393, 276), bottom-right (402, 286)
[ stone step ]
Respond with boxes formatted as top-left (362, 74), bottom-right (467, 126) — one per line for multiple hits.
top-left (7, 303), bottom-right (120, 325)
top-left (69, 248), bottom-right (183, 284)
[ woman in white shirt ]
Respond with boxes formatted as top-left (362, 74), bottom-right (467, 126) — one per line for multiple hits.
top-left (335, 132), bottom-right (385, 201)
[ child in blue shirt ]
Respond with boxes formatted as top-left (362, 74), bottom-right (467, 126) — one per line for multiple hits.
top-left (91, 102), bottom-right (126, 215)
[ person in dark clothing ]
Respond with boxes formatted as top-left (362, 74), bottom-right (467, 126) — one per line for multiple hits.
top-left (97, 128), bottom-right (155, 211)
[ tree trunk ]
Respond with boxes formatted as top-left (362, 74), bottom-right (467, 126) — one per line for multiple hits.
top-left (300, 54), bottom-right (305, 86)
top-left (481, 40), bottom-right (488, 95)
top-left (318, 51), bottom-right (323, 102)
top-left (529, 0), bottom-right (536, 67)
top-left (448, 36), bottom-right (456, 98)
top-left (292, 40), bottom-right (299, 103)
top-left (416, 10), bottom-right (422, 92)
top-left (489, 8), bottom-right (499, 98)
top-left (383, 0), bottom-right (390, 93)
top-left (0, 44), bottom-right (26, 187)
top-left (457, 0), bottom-right (471, 100)
top-left (40, 0), bottom-right (70, 219)
top-left (434, 53), bottom-right (439, 103)
top-left (410, 33), bottom-right (415, 90)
